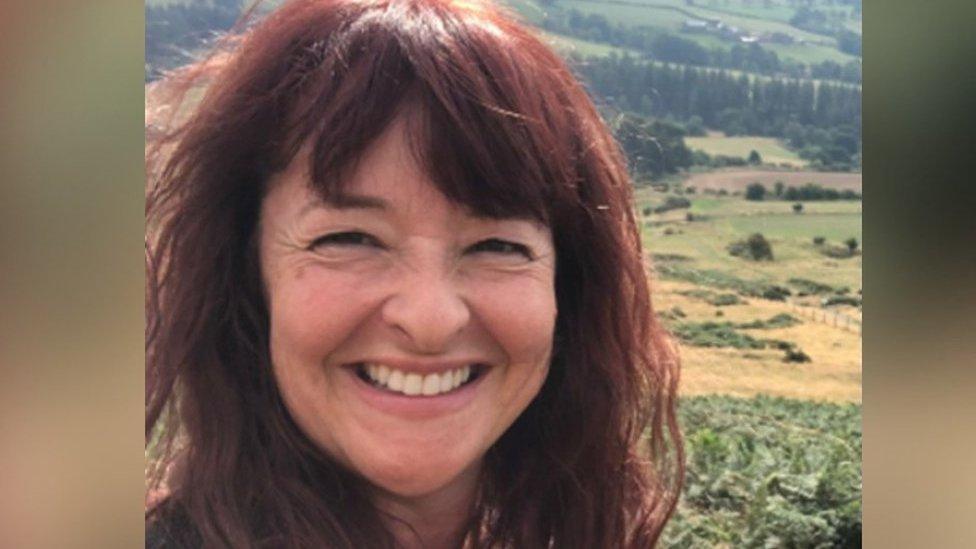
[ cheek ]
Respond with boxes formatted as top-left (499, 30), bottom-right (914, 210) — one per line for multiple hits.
top-left (267, 269), bottom-right (372, 363)
top-left (472, 275), bottom-right (557, 365)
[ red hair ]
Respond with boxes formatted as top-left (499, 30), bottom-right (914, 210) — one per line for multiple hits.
top-left (146, 0), bottom-right (683, 546)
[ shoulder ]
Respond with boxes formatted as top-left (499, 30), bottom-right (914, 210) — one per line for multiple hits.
top-left (146, 504), bottom-right (200, 549)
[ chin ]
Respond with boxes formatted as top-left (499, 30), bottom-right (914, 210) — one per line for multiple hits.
top-left (355, 443), bottom-right (481, 499)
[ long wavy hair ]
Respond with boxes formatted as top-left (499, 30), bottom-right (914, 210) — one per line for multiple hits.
top-left (146, 0), bottom-right (683, 546)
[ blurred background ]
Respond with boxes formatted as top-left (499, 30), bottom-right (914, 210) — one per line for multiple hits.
top-left (1, 0), bottom-right (974, 547)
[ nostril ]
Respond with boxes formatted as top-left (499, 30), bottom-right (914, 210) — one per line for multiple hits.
top-left (380, 286), bottom-right (471, 351)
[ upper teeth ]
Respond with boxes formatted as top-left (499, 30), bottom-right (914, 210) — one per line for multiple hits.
top-left (363, 363), bottom-right (472, 396)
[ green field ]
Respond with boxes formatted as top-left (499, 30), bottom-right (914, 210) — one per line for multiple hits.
top-left (544, 0), bottom-right (857, 66)
top-left (541, 31), bottom-right (639, 57)
top-left (643, 195), bottom-right (861, 290)
top-left (685, 135), bottom-right (806, 167)
top-left (726, 212), bottom-right (860, 243)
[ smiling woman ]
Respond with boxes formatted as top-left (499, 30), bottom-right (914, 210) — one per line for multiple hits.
top-left (145, 0), bottom-right (683, 547)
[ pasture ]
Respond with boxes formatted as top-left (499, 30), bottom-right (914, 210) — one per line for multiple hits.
top-left (545, 0), bottom-right (857, 65)
top-left (682, 168), bottom-right (862, 192)
top-left (685, 135), bottom-right (807, 167)
top-left (637, 188), bottom-right (861, 404)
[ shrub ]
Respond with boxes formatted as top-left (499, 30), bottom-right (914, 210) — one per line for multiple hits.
top-left (678, 289), bottom-right (743, 307)
top-left (783, 347), bottom-right (812, 363)
top-left (654, 195), bottom-right (692, 213)
top-left (748, 149), bottom-right (762, 165)
top-left (820, 245), bottom-right (855, 259)
top-left (813, 236), bottom-right (826, 246)
top-left (662, 396), bottom-right (862, 547)
top-left (737, 313), bottom-right (801, 329)
top-left (788, 277), bottom-right (836, 295)
top-left (729, 233), bottom-right (774, 261)
top-left (822, 295), bottom-right (861, 307)
top-left (845, 237), bottom-right (859, 252)
top-left (792, 203), bottom-right (804, 214)
top-left (761, 285), bottom-right (792, 301)
top-left (685, 186), bottom-right (697, 194)
top-left (658, 306), bottom-right (687, 322)
top-left (686, 212), bottom-right (695, 222)
top-left (711, 154), bottom-right (748, 168)
top-left (774, 181), bottom-right (785, 197)
top-left (673, 322), bottom-right (766, 349)
top-left (652, 253), bottom-right (692, 263)
top-left (642, 206), bottom-right (652, 216)
top-left (745, 182), bottom-right (767, 201)
top-left (656, 264), bottom-right (791, 301)
top-left (781, 183), bottom-right (862, 202)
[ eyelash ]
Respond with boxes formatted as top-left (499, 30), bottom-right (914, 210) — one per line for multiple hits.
top-left (466, 238), bottom-right (534, 260)
top-left (309, 231), bottom-right (382, 249)
top-left (310, 233), bottom-right (532, 259)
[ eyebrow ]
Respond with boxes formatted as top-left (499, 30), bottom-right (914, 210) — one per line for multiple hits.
top-left (299, 193), bottom-right (390, 218)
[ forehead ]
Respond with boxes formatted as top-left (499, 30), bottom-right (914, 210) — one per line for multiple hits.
top-left (264, 118), bottom-right (481, 222)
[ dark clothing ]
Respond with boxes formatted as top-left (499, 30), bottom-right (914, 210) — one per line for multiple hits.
top-left (146, 506), bottom-right (200, 549)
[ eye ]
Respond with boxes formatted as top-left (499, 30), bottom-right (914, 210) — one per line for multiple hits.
top-left (467, 238), bottom-right (533, 260)
top-left (309, 231), bottom-right (382, 250)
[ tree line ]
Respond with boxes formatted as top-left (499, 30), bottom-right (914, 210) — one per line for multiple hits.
top-left (576, 54), bottom-right (861, 169)
top-left (540, 8), bottom-right (861, 84)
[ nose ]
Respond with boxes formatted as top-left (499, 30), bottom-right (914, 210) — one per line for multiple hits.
top-left (380, 264), bottom-right (471, 354)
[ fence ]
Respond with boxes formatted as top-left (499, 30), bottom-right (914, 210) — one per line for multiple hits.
top-left (786, 300), bottom-right (862, 335)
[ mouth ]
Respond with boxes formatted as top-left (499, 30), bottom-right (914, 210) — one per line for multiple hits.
top-left (353, 362), bottom-right (486, 397)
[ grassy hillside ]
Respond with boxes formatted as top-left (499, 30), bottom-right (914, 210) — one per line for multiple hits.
top-left (685, 135), bottom-right (807, 167)
top-left (637, 186), bottom-right (861, 403)
top-left (682, 169), bottom-right (861, 192)
top-left (503, 0), bottom-right (860, 73)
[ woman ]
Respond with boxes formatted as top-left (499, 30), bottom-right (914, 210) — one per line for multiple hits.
top-left (146, 0), bottom-right (683, 546)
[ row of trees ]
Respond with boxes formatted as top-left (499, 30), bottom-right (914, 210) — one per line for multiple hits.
top-left (609, 113), bottom-right (694, 179)
top-left (745, 182), bottom-right (862, 201)
top-left (577, 55), bottom-right (861, 169)
top-left (542, 8), bottom-right (861, 83)
top-left (790, 6), bottom-right (862, 55)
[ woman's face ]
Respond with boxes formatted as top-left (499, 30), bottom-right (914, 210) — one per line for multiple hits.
top-left (259, 118), bottom-right (557, 501)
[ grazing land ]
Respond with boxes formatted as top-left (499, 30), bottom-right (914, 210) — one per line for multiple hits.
top-left (637, 187), bottom-right (861, 403)
top-left (685, 135), bottom-right (807, 168)
top-left (682, 169), bottom-right (862, 192)
top-left (541, 0), bottom-right (858, 66)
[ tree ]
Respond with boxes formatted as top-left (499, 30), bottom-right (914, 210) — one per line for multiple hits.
top-left (747, 233), bottom-right (774, 261)
top-left (728, 233), bottom-right (774, 261)
top-left (774, 181), bottom-right (785, 197)
top-left (748, 149), bottom-right (762, 165)
top-left (745, 182), bottom-right (767, 201)
top-left (792, 203), bottom-right (804, 214)
top-left (845, 237), bottom-right (859, 253)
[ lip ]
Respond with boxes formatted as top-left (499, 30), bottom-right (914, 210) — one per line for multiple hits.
top-left (345, 360), bottom-right (490, 420)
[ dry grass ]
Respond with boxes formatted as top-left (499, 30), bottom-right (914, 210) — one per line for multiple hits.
top-left (683, 169), bottom-right (862, 192)
top-left (654, 280), bottom-right (861, 403)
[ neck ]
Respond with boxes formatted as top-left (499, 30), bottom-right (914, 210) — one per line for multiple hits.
top-left (372, 463), bottom-right (480, 549)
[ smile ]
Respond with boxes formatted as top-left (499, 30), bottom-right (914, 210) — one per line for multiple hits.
top-left (355, 363), bottom-right (484, 397)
